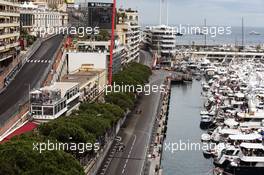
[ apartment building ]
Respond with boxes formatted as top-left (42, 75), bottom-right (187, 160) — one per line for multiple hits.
top-left (144, 25), bottom-right (177, 58)
top-left (20, 2), bottom-right (68, 37)
top-left (31, 0), bottom-right (67, 11)
top-left (0, 0), bottom-right (20, 89)
top-left (116, 8), bottom-right (141, 64)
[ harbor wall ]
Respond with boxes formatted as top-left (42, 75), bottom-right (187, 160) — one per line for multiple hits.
top-left (142, 77), bottom-right (171, 175)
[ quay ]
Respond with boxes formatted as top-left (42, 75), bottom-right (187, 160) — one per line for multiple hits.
top-left (146, 77), bottom-right (171, 175)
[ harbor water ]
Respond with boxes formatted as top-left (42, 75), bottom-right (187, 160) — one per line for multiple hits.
top-left (161, 80), bottom-right (214, 175)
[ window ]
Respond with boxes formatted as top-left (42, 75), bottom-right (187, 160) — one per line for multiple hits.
top-left (43, 107), bottom-right (54, 116)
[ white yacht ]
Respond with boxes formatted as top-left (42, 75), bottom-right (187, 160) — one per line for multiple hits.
top-left (215, 143), bottom-right (264, 175)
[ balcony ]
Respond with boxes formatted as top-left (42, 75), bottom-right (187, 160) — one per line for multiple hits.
top-left (0, 22), bottom-right (19, 28)
top-left (0, 32), bottom-right (19, 39)
top-left (0, 53), bottom-right (13, 62)
top-left (160, 44), bottom-right (176, 48)
top-left (0, 11), bottom-right (19, 17)
top-left (0, 42), bottom-right (18, 51)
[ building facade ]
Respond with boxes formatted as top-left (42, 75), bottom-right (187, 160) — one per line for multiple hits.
top-left (116, 9), bottom-right (140, 64)
top-left (144, 25), bottom-right (177, 58)
top-left (20, 2), bottom-right (68, 37)
top-left (0, 0), bottom-right (20, 75)
top-left (30, 0), bottom-right (67, 11)
top-left (62, 65), bottom-right (107, 103)
top-left (66, 40), bottom-right (126, 80)
top-left (79, 2), bottom-right (113, 30)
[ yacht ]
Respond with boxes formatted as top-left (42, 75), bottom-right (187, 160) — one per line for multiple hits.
top-left (215, 143), bottom-right (264, 175)
top-left (249, 31), bottom-right (261, 35)
top-left (200, 115), bottom-right (213, 129)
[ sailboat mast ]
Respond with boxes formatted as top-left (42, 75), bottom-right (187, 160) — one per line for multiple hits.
top-left (204, 18), bottom-right (207, 47)
top-left (242, 17), bottom-right (244, 50)
top-left (166, 0), bottom-right (169, 25)
top-left (159, 0), bottom-right (162, 25)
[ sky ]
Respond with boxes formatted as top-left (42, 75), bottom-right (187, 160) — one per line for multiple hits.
top-left (77, 0), bottom-right (264, 27)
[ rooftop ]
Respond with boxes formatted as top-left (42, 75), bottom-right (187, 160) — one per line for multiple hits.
top-left (62, 66), bottom-right (105, 87)
top-left (41, 82), bottom-right (79, 98)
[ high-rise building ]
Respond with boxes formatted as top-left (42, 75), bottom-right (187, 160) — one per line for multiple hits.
top-left (79, 2), bottom-right (114, 30)
top-left (0, 0), bottom-right (20, 81)
top-left (144, 25), bottom-right (176, 58)
top-left (116, 8), bottom-right (140, 64)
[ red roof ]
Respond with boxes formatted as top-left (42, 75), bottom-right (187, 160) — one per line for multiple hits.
top-left (1, 122), bottom-right (37, 144)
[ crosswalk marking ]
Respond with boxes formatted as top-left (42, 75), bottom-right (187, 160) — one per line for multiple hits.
top-left (26, 59), bottom-right (51, 64)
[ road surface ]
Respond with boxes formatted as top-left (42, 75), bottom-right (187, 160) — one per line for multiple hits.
top-left (97, 50), bottom-right (168, 175)
top-left (0, 34), bottom-right (64, 126)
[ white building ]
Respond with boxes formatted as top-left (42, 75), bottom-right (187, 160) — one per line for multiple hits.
top-left (30, 82), bottom-right (80, 121)
top-left (66, 40), bottom-right (126, 76)
top-left (116, 9), bottom-right (140, 64)
top-left (20, 2), bottom-right (68, 37)
top-left (144, 25), bottom-right (177, 57)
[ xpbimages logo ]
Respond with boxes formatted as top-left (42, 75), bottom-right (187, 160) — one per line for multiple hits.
top-left (104, 82), bottom-right (167, 95)
top-left (32, 139), bottom-right (100, 154)
top-left (36, 26), bottom-right (100, 37)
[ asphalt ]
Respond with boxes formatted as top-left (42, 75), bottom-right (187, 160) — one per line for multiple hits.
top-left (0, 34), bottom-right (64, 126)
top-left (97, 50), bottom-right (169, 175)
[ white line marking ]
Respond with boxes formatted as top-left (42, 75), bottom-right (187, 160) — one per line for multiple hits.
top-left (121, 135), bottom-right (137, 174)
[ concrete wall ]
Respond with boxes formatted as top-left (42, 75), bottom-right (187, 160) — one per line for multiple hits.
top-left (67, 52), bottom-right (107, 73)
